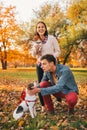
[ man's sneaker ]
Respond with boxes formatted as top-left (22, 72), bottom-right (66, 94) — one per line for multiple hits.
top-left (56, 98), bottom-right (62, 103)
top-left (68, 108), bottom-right (74, 115)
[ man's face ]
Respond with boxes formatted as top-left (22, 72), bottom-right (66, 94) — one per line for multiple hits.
top-left (41, 59), bottom-right (53, 72)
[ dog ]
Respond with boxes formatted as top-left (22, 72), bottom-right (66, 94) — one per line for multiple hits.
top-left (13, 83), bottom-right (37, 120)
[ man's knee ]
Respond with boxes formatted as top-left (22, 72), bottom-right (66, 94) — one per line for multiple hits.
top-left (40, 81), bottom-right (51, 88)
top-left (66, 92), bottom-right (78, 106)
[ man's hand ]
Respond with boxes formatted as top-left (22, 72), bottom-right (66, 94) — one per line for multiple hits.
top-left (28, 88), bottom-right (40, 95)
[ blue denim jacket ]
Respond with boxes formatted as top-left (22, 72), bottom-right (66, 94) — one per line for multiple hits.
top-left (40, 64), bottom-right (79, 95)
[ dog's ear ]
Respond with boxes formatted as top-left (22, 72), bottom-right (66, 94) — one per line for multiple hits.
top-left (27, 83), bottom-right (34, 90)
top-left (16, 106), bottom-right (23, 113)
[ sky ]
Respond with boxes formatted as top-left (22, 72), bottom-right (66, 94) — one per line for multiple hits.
top-left (2, 0), bottom-right (60, 22)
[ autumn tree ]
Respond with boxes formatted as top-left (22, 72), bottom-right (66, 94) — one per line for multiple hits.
top-left (58, 0), bottom-right (87, 65)
top-left (0, 3), bottom-right (21, 69)
top-left (67, 0), bottom-right (87, 26)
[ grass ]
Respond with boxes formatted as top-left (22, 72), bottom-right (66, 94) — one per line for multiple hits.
top-left (0, 67), bottom-right (87, 84)
top-left (0, 67), bottom-right (37, 82)
top-left (71, 68), bottom-right (87, 84)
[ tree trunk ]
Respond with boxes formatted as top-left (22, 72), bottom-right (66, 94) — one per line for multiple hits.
top-left (1, 59), bottom-right (7, 69)
top-left (0, 42), bottom-right (7, 70)
top-left (63, 45), bottom-right (73, 65)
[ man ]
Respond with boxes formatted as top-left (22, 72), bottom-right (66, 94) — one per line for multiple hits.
top-left (29, 54), bottom-right (79, 115)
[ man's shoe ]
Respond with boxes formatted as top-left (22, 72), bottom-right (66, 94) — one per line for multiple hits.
top-left (68, 108), bottom-right (74, 115)
top-left (56, 98), bottom-right (62, 103)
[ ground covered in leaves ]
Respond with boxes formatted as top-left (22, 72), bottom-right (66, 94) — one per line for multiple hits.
top-left (0, 79), bottom-right (87, 130)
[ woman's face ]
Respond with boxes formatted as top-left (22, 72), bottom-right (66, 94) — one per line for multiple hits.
top-left (36, 23), bottom-right (46, 36)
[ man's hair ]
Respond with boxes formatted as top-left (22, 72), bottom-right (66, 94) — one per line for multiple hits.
top-left (40, 54), bottom-right (56, 65)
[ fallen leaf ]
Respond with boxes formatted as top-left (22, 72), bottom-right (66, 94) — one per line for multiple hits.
top-left (18, 120), bottom-right (24, 127)
top-left (50, 125), bottom-right (58, 130)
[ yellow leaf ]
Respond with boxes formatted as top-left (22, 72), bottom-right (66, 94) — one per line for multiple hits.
top-left (50, 126), bottom-right (58, 130)
top-left (18, 120), bottom-right (24, 127)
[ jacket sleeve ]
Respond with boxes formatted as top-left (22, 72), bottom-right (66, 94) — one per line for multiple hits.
top-left (40, 70), bottom-right (70, 95)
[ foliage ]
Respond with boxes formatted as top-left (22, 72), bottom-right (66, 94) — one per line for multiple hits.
top-left (67, 0), bottom-right (87, 25)
top-left (0, 3), bottom-right (22, 69)
top-left (58, 0), bottom-right (87, 65)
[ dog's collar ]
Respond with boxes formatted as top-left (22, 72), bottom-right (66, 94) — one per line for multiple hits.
top-left (25, 99), bottom-right (36, 106)
top-left (25, 99), bottom-right (36, 102)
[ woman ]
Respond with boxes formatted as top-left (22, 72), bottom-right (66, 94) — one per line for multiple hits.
top-left (30, 21), bottom-right (61, 112)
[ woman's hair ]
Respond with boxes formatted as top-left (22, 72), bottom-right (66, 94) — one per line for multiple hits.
top-left (41, 54), bottom-right (56, 65)
top-left (33, 21), bottom-right (48, 41)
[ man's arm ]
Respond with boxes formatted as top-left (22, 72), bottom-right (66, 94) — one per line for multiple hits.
top-left (28, 69), bottom-right (71, 95)
top-left (40, 69), bottom-right (71, 95)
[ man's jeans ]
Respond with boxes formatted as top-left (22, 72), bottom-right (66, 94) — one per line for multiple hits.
top-left (40, 81), bottom-right (78, 111)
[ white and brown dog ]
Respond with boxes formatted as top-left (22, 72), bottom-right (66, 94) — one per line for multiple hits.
top-left (13, 83), bottom-right (36, 120)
